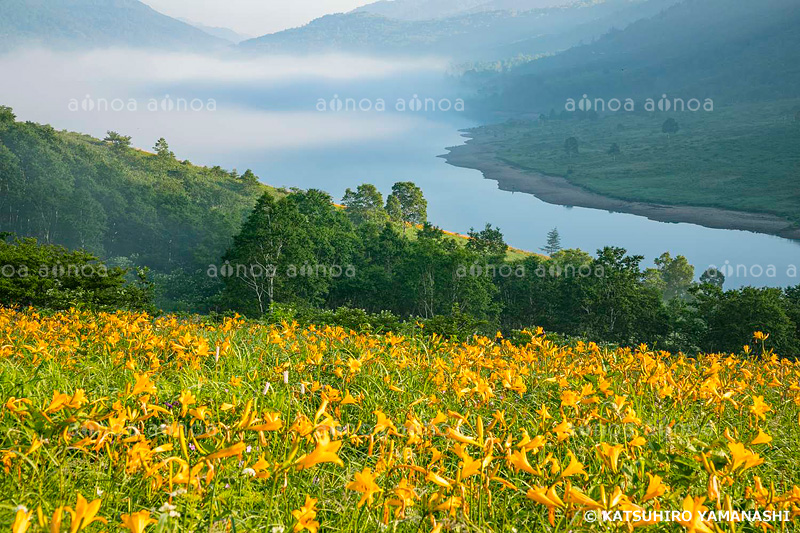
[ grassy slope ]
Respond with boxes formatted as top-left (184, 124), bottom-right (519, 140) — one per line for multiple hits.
top-left (479, 100), bottom-right (800, 223)
top-left (1, 307), bottom-right (799, 531)
top-left (402, 225), bottom-right (538, 261)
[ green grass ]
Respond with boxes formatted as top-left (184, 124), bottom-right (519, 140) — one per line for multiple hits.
top-left (475, 100), bottom-right (800, 223)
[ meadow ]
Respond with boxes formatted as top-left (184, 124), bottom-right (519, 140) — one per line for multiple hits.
top-left (2, 306), bottom-right (800, 532)
top-left (479, 100), bottom-right (800, 224)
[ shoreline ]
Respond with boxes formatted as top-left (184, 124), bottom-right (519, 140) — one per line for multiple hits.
top-left (441, 133), bottom-right (800, 241)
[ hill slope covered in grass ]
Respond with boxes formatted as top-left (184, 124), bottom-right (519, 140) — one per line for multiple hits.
top-left (458, 100), bottom-right (800, 227)
top-left (2, 307), bottom-right (799, 531)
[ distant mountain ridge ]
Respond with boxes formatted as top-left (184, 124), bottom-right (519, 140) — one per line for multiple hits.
top-left (177, 17), bottom-right (252, 44)
top-left (352, 0), bottom-right (580, 21)
top-left (475, 0), bottom-right (800, 113)
top-left (0, 0), bottom-right (228, 52)
top-left (240, 0), bottom-right (684, 61)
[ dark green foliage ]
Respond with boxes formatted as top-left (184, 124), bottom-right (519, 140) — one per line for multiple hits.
top-left (0, 109), bottom-right (269, 312)
top-left (690, 285), bottom-right (797, 355)
top-left (342, 184), bottom-right (388, 226)
top-left (700, 268), bottom-right (726, 288)
top-left (608, 143), bottom-right (620, 160)
top-left (662, 118), bottom-right (680, 136)
top-left (103, 131), bottom-right (132, 152)
top-left (467, 223), bottom-right (508, 259)
top-left (0, 236), bottom-right (153, 311)
top-left (388, 182), bottom-right (428, 226)
top-left (541, 228), bottom-right (562, 256)
top-left (564, 137), bottom-right (579, 157)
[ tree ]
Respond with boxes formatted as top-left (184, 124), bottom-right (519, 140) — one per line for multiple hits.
top-left (0, 106), bottom-right (15, 125)
top-left (153, 138), bottom-right (174, 159)
top-left (652, 252), bottom-right (695, 301)
top-left (221, 193), bottom-right (312, 316)
top-left (564, 137), bottom-right (579, 157)
top-left (662, 118), bottom-right (680, 137)
top-left (104, 131), bottom-right (132, 152)
top-left (342, 184), bottom-right (387, 226)
top-left (700, 267), bottom-right (725, 288)
top-left (541, 228), bottom-right (562, 256)
top-left (0, 237), bottom-right (153, 311)
top-left (386, 194), bottom-right (403, 225)
top-left (387, 182), bottom-right (427, 226)
top-left (608, 143), bottom-right (620, 161)
top-left (692, 287), bottom-right (798, 355)
top-left (241, 169), bottom-right (259, 184)
top-left (467, 223), bottom-right (508, 258)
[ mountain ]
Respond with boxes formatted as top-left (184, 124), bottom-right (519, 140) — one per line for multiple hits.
top-left (0, 0), bottom-right (228, 52)
top-left (178, 17), bottom-right (252, 44)
top-left (352, 0), bottom-right (578, 21)
top-left (240, 0), bottom-right (683, 61)
top-left (476, 0), bottom-right (800, 113)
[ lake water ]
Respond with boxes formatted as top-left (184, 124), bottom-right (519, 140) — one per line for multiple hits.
top-left (2, 49), bottom-right (798, 288)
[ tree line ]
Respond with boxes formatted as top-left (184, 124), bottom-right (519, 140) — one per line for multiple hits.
top-left (2, 107), bottom-right (800, 356)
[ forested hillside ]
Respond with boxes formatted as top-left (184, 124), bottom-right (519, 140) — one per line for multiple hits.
top-left (0, 106), bottom-right (268, 272)
top-left (472, 0), bottom-right (800, 113)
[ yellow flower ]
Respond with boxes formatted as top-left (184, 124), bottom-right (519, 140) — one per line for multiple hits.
top-left (346, 467), bottom-right (382, 507)
top-left (560, 451), bottom-right (587, 479)
top-left (12, 507), bottom-right (32, 533)
top-left (642, 473), bottom-right (668, 502)
top-left (386, 479), bottom-right (417, 517)
top-left (596, 443), bottom-right (624, 473)
top-left (459, 453), bottom-right (482, 479)
top-left (749, 395), bottom-right (771, 420)
top-left (68, 492), bottom-right (106, 533)
top-left (132, 373), bottom-right (156, 396)
top-left (205, 442), bottom-right (247, 461)
top-left (564, 483), bottom-right (601, 510)
top-left (373, 410), bottom-right (398, 434)
top-left (178, 390), bottom-right (195, 417)
top-left (676, 496), bottom-right (714, 533)
top-left (727, 442), bottom-right (764, 472)
top-left (526, 485), bottom-right (564, 509)
top-left (509, 448), bottom-right (540, 476)
top-left (248, 412), bottom-right (283, 432)
top-left (291, 496), bottom-right (319, 533)
top-left (553, 419), bottom-right (573, 442)
top-left (295, 433), bottom-right (344, 470)
top-left (120, 511), bottom-right (156, 533)
top-left (751, 429), bottom-right (772, 445)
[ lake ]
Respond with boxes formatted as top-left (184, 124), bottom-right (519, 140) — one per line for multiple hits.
top-left (2, 49), bottom-right (798, 288)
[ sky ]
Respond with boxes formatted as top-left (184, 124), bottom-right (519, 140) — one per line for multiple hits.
top-left (142, 0), bottom-right (374, 37)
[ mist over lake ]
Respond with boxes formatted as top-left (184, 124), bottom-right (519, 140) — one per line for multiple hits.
top-left (2, 48), bottom-right (798, 288)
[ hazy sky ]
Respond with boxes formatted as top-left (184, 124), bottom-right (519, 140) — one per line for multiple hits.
top-left (142, 0), bottom-right (373, 37)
